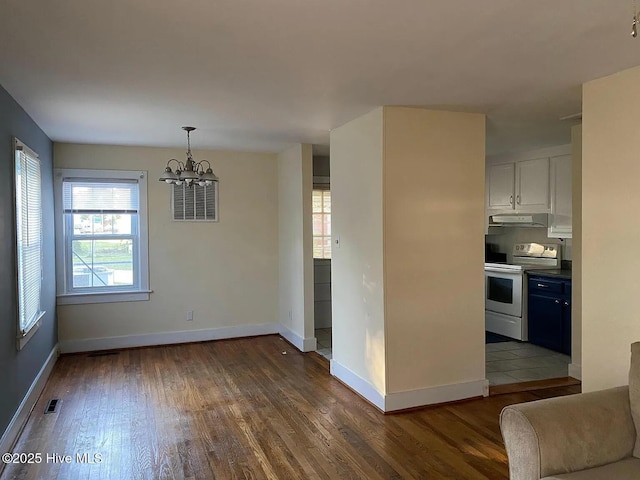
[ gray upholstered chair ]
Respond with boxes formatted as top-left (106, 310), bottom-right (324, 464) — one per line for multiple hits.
top-left (500, 342), bottom-right (640, 479)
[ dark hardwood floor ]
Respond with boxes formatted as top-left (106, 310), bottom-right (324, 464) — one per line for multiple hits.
top-left (1, 335), bottom-right (580, 479)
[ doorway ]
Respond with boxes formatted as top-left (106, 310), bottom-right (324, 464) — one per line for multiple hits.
top-left (485, 232), bottom-right (578, 393)
top-left (312, 155), bottom-right (332, 360)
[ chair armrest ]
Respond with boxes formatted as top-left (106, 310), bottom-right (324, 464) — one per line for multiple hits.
top-left (500, 386), bottom-right (635, 480)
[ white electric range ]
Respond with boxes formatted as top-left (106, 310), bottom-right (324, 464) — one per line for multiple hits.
top-left (485, 243), bottom-right (561, 341)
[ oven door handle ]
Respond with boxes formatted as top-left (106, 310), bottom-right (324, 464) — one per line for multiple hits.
top-left (485, 266), bottom-right (520, 274)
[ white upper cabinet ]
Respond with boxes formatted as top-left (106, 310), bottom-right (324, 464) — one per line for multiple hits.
top-left (487, 157), bottom-right (550, 213)
top-left (548, 154), bottom-right (572, 238)
top-left (516, 158), bottom-right (550, 211)
top-left (487, 163), bottom-right (515, 209)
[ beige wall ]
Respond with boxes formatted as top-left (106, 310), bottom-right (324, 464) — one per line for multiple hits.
top-left (582, 65), bottom-right (640, 391)
top-left (54, 143), bottom-right (279, 345)
top-left (383, 107), bottom-right (486, 393)
top-left (571, 124), bottom-right (582, 376)
top-left (277, 144), bottom-right (315, 350)
top-left (330, 108), bottom-right (386, 394)
top-left (330, 106), bottom-right (485, 407)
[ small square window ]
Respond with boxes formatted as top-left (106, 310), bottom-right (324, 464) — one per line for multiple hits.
top-left (312, 189), bottom-right (331, 259)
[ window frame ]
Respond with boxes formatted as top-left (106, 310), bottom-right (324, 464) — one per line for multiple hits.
top-left (54, 169), bottom-right (151, 305)
top-left (13, 138), bottom-right (45, 350)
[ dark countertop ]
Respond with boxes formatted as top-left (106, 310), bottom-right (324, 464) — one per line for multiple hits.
top-left (527, 269), bottom-right (572, 280)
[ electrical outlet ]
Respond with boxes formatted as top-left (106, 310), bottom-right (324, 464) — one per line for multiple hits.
top-left (186, 310), bottom-right (194, 321)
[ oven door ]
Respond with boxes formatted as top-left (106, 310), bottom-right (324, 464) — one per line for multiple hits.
top-left (485, 267), bottom-right (523, 318)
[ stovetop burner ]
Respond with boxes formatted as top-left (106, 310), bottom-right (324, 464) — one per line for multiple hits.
top-left (485, 242), bottom-right (561, 272)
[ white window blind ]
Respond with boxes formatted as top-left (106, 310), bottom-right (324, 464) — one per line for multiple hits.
top-left (15, 140), bottom-right (44, 339)
top-left (63, 180), bottom-right (139, 213)
top-left (172, 183), bottom-right (218, 221)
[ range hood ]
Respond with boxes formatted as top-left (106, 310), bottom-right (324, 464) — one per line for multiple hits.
top-left (489, 213), bottom-right (549, 228)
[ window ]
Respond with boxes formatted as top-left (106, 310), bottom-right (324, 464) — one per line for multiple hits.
top-left (14, 138), bottom-right (45, 350)
top-left (312, 189), bottom-right (331, 259)
top-left (172, 182), bottom-right (218, 222)
top-left (54, 169), bottom-right (150, 304)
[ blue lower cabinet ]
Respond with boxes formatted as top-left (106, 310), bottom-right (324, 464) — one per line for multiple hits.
top-left (528, 294), bottom-right (563, 352)
top-left (528, 276), bottom-right (571, 355)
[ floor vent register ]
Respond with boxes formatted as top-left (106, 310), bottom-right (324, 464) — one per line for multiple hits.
top-left (87, 351), bottom-right (120, 357)
top-left (44, 398), bottom-right (60, 414)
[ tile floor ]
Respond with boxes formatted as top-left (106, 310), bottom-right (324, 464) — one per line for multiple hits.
top-left (315, 328), bottom-right (332, 360)
top-left (486, 341), bottom-right (571, 386)
top-left (314, 328), bottom-right (568, 386)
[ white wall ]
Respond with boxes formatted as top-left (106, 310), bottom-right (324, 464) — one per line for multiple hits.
top-left (277, 144), bottom-right (315, 351)
top-left (54, 143), bottom-right (279, 351)
top-left (330, 108), bottom-right (387, 400)
top-left (582, 65), bottom-right (640, 391)
top-left (383, 107), bottom-right (486, 398)
top-left (487, 144), bottom-right (572, 166)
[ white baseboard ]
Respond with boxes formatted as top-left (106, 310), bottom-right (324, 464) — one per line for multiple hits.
top-left (330, 359), bottom-right (486, 413)
top-left (59, 323), bottom-right (280, 353)
top-left (0, 344), bottom-right (59, 456)
top-left (384, 379), bottom-right (488, 412)
top-left (569, 363), bottom-right (582, 380)
top-left (330, 359), bottom-right (385, 411)
top-left (278, 324), bottom-right (317, 352)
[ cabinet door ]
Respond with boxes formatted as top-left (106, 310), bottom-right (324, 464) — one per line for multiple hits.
top-left (528, 294), bottom-right (563, 352)
top-left (548, 155), bottom-right (572, 238)
top-left (487, 163), bottom-right (515, 209)
top-left (516, 158), bottom-right (550, 211)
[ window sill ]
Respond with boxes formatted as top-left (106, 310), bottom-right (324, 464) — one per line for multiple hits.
top-left (57, 290), bottom-right (152, 305)
top-left (17, 312), bottom-right (45, 351)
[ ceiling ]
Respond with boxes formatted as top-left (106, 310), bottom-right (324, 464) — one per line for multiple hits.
top-left (1, 0), bottom-right (639, 156)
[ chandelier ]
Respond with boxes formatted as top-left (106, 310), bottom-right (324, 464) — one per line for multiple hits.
top-left (159, 127), bottom-right (219, 186)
